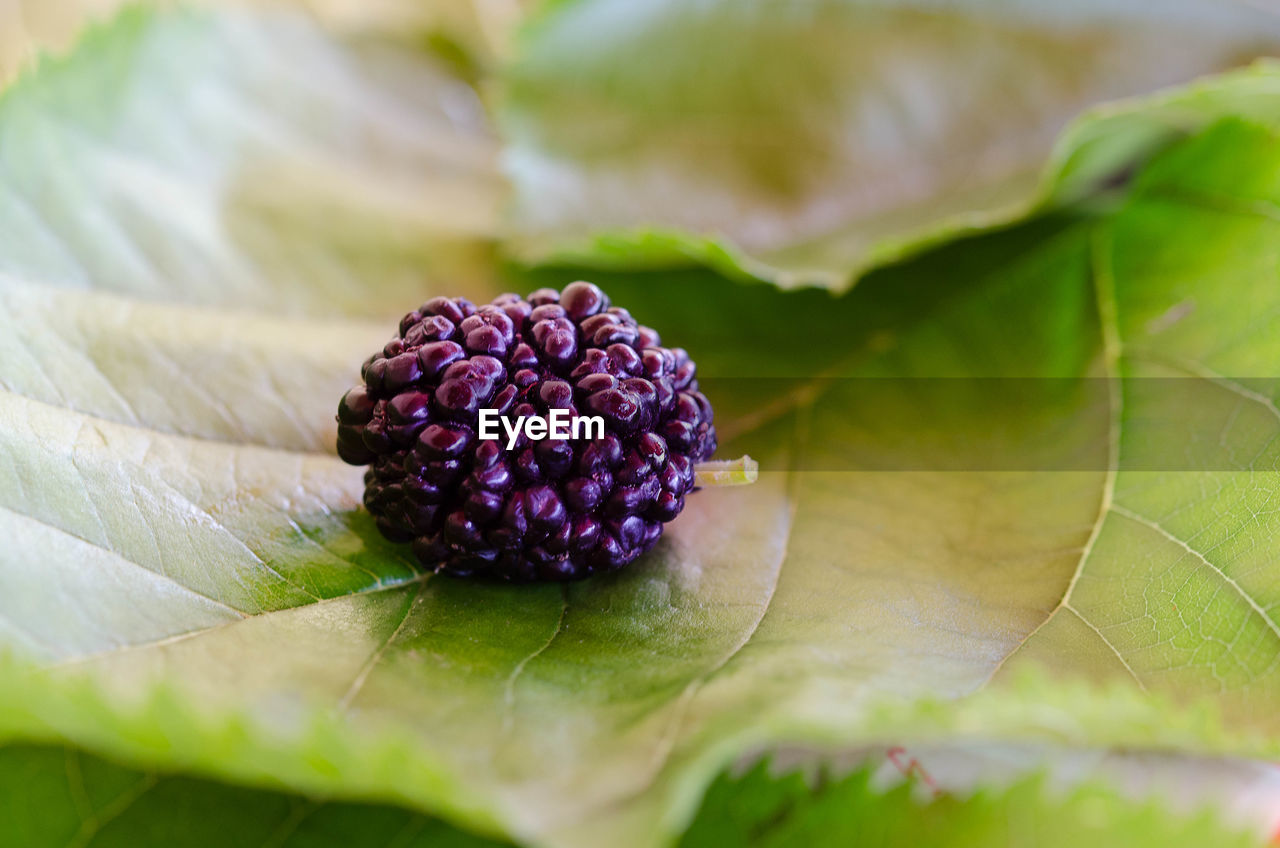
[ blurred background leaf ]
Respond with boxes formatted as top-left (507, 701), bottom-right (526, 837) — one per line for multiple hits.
top-left (0, 742), bottom-right (1265, 848)
top-left (680, 759), bottom-right (1265, 848)
top-left (0, 6), bottom-right (505, 317)
top-left (0, 743), bottom-right (512, 848)
top-left (0, 0), bottom-right (529, 82)
top-left (499, 0), bottom-right (1280, 288)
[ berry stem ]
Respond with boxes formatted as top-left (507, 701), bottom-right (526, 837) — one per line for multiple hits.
top-left (693, 456), bottom-right (758, 488)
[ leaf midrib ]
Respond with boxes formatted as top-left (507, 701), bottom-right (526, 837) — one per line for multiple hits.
top-left (979, 225), bottom-right (1125, 686)
top-left (986, 201), bottom-right (1280, 693)
top-left (52, 575), bottom-right (431, 670)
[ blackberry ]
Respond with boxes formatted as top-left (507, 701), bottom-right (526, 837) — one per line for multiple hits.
top-left (336, 282), bottom-right (717, 582)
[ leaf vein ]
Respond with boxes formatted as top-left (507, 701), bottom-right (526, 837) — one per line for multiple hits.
top-left (1111, 504), bottom-right (1280, 646)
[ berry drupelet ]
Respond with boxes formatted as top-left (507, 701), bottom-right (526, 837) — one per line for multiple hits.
top-left (336, 282), bottom-right (717, 582)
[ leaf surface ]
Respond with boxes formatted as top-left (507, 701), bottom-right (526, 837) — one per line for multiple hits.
top-left (680, 760), bottom-right (1263, 848)
top-left (0, 7), bottom-right (504, 318)
top-left (0, 0), bottom-right (526, 83)
top-left (499, 0), bottom-right (1280, 288)
top-left (0, 743), bottom-right (510, 848)
top-left (0, 743), bottom-right (1264, 848)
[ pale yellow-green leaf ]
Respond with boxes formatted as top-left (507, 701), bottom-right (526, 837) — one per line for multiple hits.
top-left (0, 7), bottom-right (504, 318)
top-left (500, 0), bottom-right (1280, 289)
top-left (0, 0), bottom-right (529, 83)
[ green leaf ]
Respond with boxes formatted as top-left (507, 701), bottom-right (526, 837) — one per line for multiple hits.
top-left (499, 0), bottom-right (1280, 289)
top-left (10, 7), bottom-right (1280, 848)
top-left (680, 760), bottom-right (1263, 848)
top-left (0, 743), bottom-right (512, 848)
top-left (10, 743), bottom-right (1260, 848)
top-left (0, 6), bottom-right (504, 319)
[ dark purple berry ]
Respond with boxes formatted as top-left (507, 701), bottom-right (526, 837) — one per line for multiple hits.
top-left (335, 284), bottom-right (717, 582)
